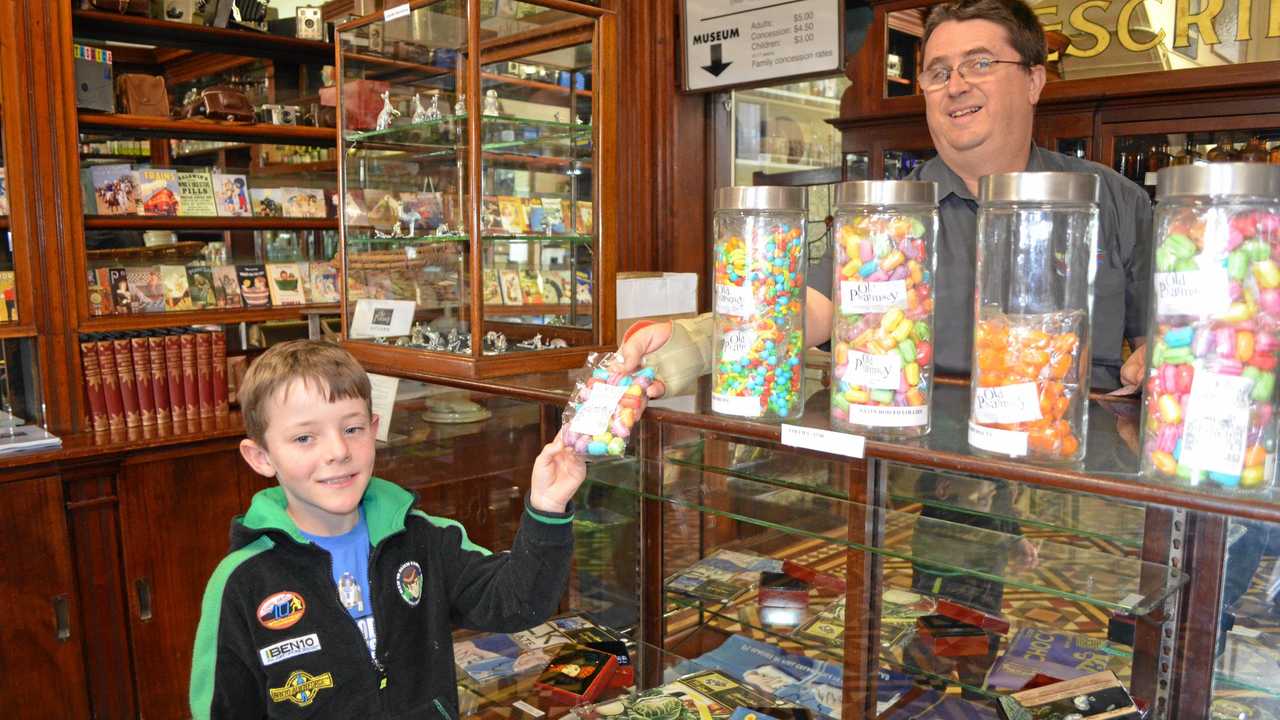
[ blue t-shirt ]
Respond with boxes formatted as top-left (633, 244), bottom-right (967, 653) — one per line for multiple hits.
top-left (301, 509), bottom-right (377, 659)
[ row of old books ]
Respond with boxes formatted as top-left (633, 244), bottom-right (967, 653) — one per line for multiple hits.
top-left (87, 261), bottom-right (340, 315)
top-left (79, 329), bottom-right (228, 432)
top-left (81, 164), bottom-right (328, 218)
top-left (344, 190), bottom-right (594, 237)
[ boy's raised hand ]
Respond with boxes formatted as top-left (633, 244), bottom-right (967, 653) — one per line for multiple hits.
top-left (529, 434), bottom-right (587, 514)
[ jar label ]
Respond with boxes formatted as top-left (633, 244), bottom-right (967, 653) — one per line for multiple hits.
top-left (847, 404), bottom-right (928, 427)
top-left (715, 283), bottom-right (755, 318)
top-left (972, 382), bottom-right (1042, 424)
top-left (781, 424), bottom-right (865, 459)
top-left (840, 280), bottom-right (907, 314)
top-left (712, 393), bottom-right (763, 418)
top-left (1181, 370), bottom-right (1252, 476)
top-left (569, 382), bottom-right (628, 436)
top-left (721, 329), bottom-right (755, 363)
top-left (968, 421), bottom-right (1028, 457)
top-left (843, 350), bottom-right (902, 391)
top-left (1155, 271), bottom-right (1229, 317)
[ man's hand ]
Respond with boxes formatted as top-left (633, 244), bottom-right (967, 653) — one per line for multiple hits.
top-left (528, 435), bottom-right (587, 514)
top-left (1121, 342), bottom-right (1147, 387)
top-left (614, 321), bottom-right (673, 399)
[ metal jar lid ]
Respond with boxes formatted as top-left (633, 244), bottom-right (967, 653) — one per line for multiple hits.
top-left (1157, 163), bottom-right (1280, 200)
top-left (836, 180), bottom-right (938, 207)
top-left (715, 186), bottom-right (807, 212)
top-left (979, 172), bottom-right (1100, 205)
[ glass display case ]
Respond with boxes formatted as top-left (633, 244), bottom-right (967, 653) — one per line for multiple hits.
top-left (337, 0), bottom-right (614, 378)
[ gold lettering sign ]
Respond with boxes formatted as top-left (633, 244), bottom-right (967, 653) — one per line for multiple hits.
top-left (1174, 0), bottom-right (1225, 47)
top-left (1117, 0), bottom-right (1165, 52)
top-left (1065, 0), bottom-right (1111, 57)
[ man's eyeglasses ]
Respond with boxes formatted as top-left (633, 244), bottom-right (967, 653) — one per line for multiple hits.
top-left (921, 57), bottom-right (1030, 91)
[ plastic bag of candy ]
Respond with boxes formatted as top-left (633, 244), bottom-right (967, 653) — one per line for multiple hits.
top-left (560, 352), bottom-right (655, 459)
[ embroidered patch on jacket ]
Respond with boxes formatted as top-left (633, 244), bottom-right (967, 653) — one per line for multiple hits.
top-left (269, 670), bottom-right (334, 707)
top-left (397, 561), bottom-right (423, 606)
top-left (257, 591), bottom-right (306, 630)
top-left (259, 633), bottom-right (321, 666)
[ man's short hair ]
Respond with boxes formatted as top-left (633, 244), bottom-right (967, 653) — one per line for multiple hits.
top-left (239, 339), bottom-right (372, 446)
top-left (922, 0), bottom-right (1048, 67)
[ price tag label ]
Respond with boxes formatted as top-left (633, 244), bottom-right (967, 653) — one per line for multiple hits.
top-left (972, 383), bottom-right (1042, 424)
top-left (781, 424), bottom-right (865, 458)
top-left (568, 383), bottom-right (628, 436)
top-left (968, 422), bottom-right (1029, 457)
top-left (720, 329), bottom-right (755, 363)
top-left (715, 283), bottom-right (755, 317)
top-left (384, 3), bottom-right (411, 20)
top-left (1181, 370), bottom-right (1252, 476)
top-left (712, 393), bottom-right (763, 418)
top-left (1155, 271), bottom-right (1230, 317)
top-left (846, 404), bottom-right (928, 427)
top-left (840, 280), bottom-right (907, 314)
top-left (843, 350), bottom-right (902, 391)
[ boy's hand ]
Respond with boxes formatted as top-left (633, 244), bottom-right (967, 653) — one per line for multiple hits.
top-left (529, 435), bottom-right (587, 514)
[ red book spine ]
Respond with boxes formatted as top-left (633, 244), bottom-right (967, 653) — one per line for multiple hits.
top-left (211, 331), bottom-right (228, 414)
top-left (130, 336), bottom-right (156, 426)
top-left (148, 335), bottom-right (170, 425)
top-left (165, 333), bottom-right (186, 423)
top-left (113, 337), bottom-right (140, 428)
top-left (180, 332), bottom-right (199, 420)
top-left (97, 340), bottom-right (124, 431)
top-left (80, 338), bottom-right (109, 432)
top-left (195, 330), bottom-right (214, 418)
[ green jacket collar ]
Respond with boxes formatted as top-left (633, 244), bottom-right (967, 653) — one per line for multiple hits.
top-left (239, 477), bottom-right (416, 547)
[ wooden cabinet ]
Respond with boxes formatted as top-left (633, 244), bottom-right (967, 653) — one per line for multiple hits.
top-left (0, 475), bottom-right (89, 716)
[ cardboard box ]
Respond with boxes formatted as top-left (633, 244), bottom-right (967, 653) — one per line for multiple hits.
top-left (915, 615), bottom-right (989, 657)
top-left (74, 45), bottom-right (114, 113)
top-left (615, 271), bottom-right (699, 342)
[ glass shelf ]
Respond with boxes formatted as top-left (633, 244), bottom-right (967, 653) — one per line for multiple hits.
top-left (345, 233), bottom-right (593, 248)
top-left (345, 116), bottom-right (464, 150)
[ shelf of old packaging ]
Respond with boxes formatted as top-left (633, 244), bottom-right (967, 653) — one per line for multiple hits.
top-left (346, 234), bottom-right (592, 248)
top-left (479, 72), bottom-right (593, 98)
top-left (78, 114), bottom-right (336, 147)
top-left (84, 216), bottom-right (337, 231)
top-left (80, 304), bottom-right (340, 332)
top-left (581, 459), bottom-right (1187, 615)
top-left (71, 10), bottom-right (334, 64)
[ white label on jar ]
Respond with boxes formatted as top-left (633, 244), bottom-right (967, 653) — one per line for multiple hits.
top-left (781, 424), bottom-right (865, 459)
top-left (1154, 271), bottom-right (1229, 317)
top-left (968, 422), bottom-right (1029, 457)
top-left (972, 382), bottom-right (1042, 424)
top-left (846, 404), bottom-right (929, 427)
top-left (843, 350), bottom-right (902, 391)
top-left (713, 393), bottom-right (763, 418)
top-left (720, 329), bottom-right (755, 363)
top-left (840, 280), bottom-right (907, 314)
top-left (568, 383), bottom-right (628, 436)
top-left (1181, 370), bottom-right (1252, 476)
top-left (715, 283), bottom-right (755, 318)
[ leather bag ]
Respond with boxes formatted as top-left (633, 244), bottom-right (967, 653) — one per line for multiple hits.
top-left (116, 74), bottom-right (171, 118)
top-left (85, 0), bottom-right (149, 15)
top-left (181, 85), bottom-right (255, 123)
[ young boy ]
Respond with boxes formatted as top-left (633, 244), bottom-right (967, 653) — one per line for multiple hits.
top-left (190, 340), bottom-right (586, 718)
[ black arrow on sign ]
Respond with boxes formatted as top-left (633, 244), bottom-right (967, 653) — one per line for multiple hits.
top-left (702, 43), bottom-right (732, 77)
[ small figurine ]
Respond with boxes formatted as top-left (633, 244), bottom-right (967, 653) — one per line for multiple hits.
top-left (484, 330), bottom-right (509, 354)
top-left (410, 323), bottom-right (426, 346)
top-left (435, 223), bottom-right (452, 237)
top-left (411, 93), bottom-right (429, 124)
top-left (446, 328), bottom-right (465, 354)
top-left (425, 93), bottom-right (443, 121)
top-left (376, 90), bottom-right (400, 131)
top-left (483, 88), bottom-right (500, 116)
top-left (423, 327), bottom-right (444, 350)
top-left (454, 94), bottom-right (466, 117)
top-left (575, 114), bottom-right (586, 125)
top-left (553, 112), bottom-right (561, 124)
top-left (548, 338), bottom-right (568, 349)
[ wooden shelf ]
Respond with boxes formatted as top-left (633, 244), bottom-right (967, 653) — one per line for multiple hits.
top-left (0, 322), bottom-right (37, 340)
top-left (344, 52), bottom-right (452, 78)
top-left (81, 304), bottom-right (340, 332)
top-left (485, 303), bottom-right (592, 314)
top-left (85, 241), bottom-right (206, 262)
top-left (480, 72), bottom-right (592, 98)
top-left (71, 10), bottom-right (335, 65)
top-left (77, 114), bottom-right (336, 147)
top-left (84, 216), bottom-right (337, 231)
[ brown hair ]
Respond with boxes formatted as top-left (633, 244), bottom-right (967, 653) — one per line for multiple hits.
top-left (239, 339), bottom-right (372, 446)
top-left (922, 0), bottom-right (1047, 67)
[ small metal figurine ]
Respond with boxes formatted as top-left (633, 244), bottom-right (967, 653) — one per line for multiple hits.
top-left (454, 93), bottom-right (466, 117)
top-left (483, 88), bottom-right (500, 116)
top-left (483, 330), bottom-right (508, 354)
top-left (375, 90), bottom-right (400, 131)
top-left (435, 223), bottom-right (452, 237)
top-left (410, 323), bottom-right (426, 346)
top-left (411, 93), bottom-right (429, 124)
top-left (425, 93), bottom-right (443, 121)
top-left (446, 328), bottom-right (465, 354)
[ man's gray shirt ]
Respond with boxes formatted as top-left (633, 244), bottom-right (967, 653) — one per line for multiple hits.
top-left (812, 146), bottom-right (1152, 390)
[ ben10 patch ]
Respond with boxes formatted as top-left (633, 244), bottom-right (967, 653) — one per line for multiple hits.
top-left (270, 670), bottom-right (334, 708)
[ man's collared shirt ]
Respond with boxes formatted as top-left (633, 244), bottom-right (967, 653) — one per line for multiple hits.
top-left (812, 146), bottom-right (1152, 390)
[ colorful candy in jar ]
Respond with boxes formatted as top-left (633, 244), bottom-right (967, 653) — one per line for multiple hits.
top-left (1142, 203), bottom-right (1280, 489)
top-left (830, 210), bottom-right (935, 435)
top-left (561, 366), bottom-right (655, 458)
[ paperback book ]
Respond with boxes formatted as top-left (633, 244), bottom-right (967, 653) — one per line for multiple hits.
top-left (265, 262), bottom-right (306, 306)
top-left (212, 265), bottom-right (243, 308)
top-left (89, 163), bottom-right (137, 215)
top-left (186, 266), bottom-right (217, 308)
top-left (109, 267), bottom-right (132, 314)
top-left (212, 173), bottom-right (252, 217)
top-left (177, 169), bottom-right (218, 217)
top-left (282, 187), bottom-right (326, 218)
top-left (134, 168), bottom-right (181, 216)
top-left (127, 266), bottom-right (165, 312)
top-left (237, 264), bottom-right (272, 307)
top-left (159, 264), bottom-right (193, 310)
top-left (250, 188), bottom-right (284, 218)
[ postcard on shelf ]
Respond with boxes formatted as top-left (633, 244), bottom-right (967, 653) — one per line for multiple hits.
top-left (541, 270), bottom-right (571, 304)
top-left (519, 270), bottom-right (544, 304)
top-left (127, 266), bottom-right (166, 312)
top-left (236, 264), bottom-right (272, 308)
top-left (498, 196), bottom-right (529, 234)
top-left (212, 265), bottom-right (243, 308)
top-left (480, 196), bottom-right (505, 233)
top-left (250, 188), bottom-right (284, 218)
top-left (665, 549), bottom-right (781, 604)
top-left (575, 270), bottom-right (593, 304)
top-left (89, 163), bottom-right (138, 215)
top-left (108, 267), bottom-right (132, 314)
top-left (541, 197), bottom-right (566, 234)
top-left (576, 200), bottom-right (594, 235)
top-left (266, 262), bottom-right (306, 306)
top-left (307, 261), bottom-right (341, 303)
top-left (186, 266), bottom-right (217, 309)
top-left (88, 268), bottom-right (114, 316)
top-left (526, 198), bottom-right (546, 233)
top-left (283, 187), bottom-right (327, 218)
top-left (159, 265), bottom-right (193, 311)
top-left (177, 169), bottom-right (218, 217)
top-left (679, 634), bottom-right (843, 719)
top-left (0, 271), bottom-right (15, 322)
top-left (0, 167), bottom-right (7, 216)
top-left (482, 270), bottom-right (503, 305)
top-left (134, 168), bottom-right (181, 216)
top-left (349, 298), bottom-right (416, 339)
top-left (0, 424), bottom-right (61, 456)
top-left (212, 173), bottom-right (252, 217)
top-left (498, 269), bottom-right (524, 305)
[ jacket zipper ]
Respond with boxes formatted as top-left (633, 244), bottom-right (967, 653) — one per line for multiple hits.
top-left (318, 543), bottom-right (387, 703)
